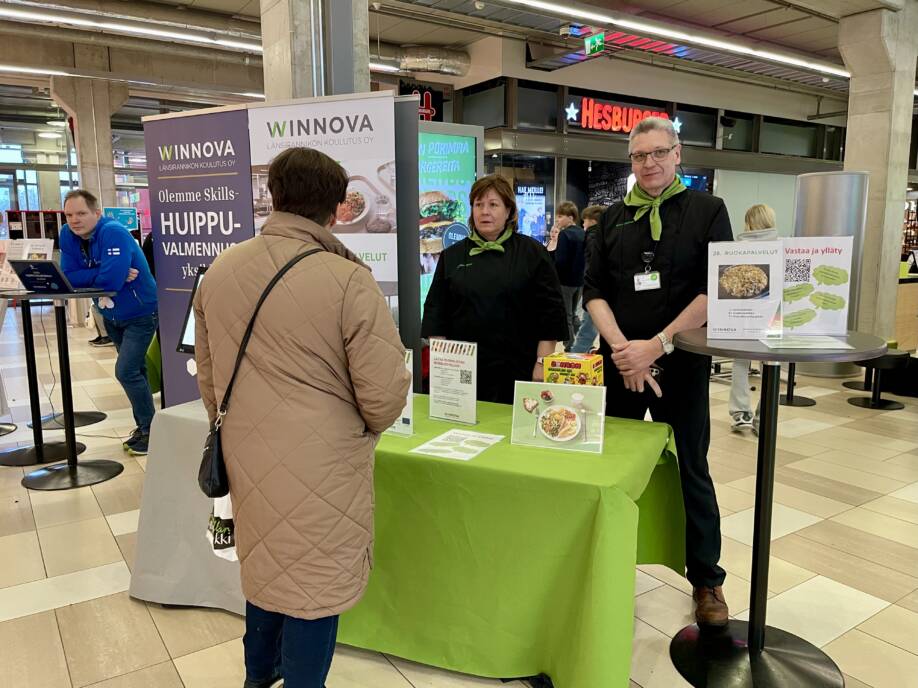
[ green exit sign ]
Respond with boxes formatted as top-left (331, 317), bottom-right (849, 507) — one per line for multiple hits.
top-left (584, 33), bottom-right (605, 56)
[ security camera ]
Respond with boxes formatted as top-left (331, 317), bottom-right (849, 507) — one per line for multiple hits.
top-left (559, 24), bottom-right (573, 39)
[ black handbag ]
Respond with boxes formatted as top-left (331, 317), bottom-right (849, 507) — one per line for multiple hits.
top-left (198, 247), bottom-right (324, 498)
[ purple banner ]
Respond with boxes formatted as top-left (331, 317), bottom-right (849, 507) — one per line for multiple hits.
top-left (144, 107), bottom-right (255, 407)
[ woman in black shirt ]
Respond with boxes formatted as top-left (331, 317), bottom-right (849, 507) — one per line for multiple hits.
top-left (422, 175), bottom-right (569, 404)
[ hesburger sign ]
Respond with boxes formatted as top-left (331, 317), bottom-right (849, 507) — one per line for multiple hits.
top-left (566, 97), bottom-right (671, 134)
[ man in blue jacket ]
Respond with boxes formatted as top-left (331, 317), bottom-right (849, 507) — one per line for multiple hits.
top-left (60, 189), bottom-right (158, 455)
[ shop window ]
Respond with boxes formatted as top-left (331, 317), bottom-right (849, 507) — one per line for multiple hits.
top-left (486, 153), bottom-right (555, 244)
top-left (722, 112), bottom-right (755, 152)
top-left (0, 145), bottom-right (23, 164)
top-left (518, 82), bottom-right (559, 131)
top-left (675, 105), bottom-right (716, 147)
top-left (462, 81), bottom-right (506, 130)
top-left (761, 118), bottom-right (818, 158)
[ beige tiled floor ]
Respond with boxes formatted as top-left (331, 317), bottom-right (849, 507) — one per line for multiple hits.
top-left (1, 310), bottom-right (918, 687)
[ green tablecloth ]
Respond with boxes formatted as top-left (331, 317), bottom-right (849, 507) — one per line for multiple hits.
top-left (339, 396), bottom-right (685, 688)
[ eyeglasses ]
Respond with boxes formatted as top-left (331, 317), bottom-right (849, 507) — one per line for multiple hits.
top-left (629, 145), bottom-right (677, 164)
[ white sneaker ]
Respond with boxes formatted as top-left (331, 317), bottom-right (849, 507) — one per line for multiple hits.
top-left (731, 412), bottom-right (754, 431)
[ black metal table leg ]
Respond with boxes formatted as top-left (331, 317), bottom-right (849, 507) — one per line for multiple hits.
top-left (21, 301), bottom-right (122, 490)
top-left (847, 368), bottom-right (904, 411)
top-left (670, 362), bottom-right (844, 687)
top-left (842, 366), bottom-right (871, 392)
top-left (0, 300), bottom-right (85, 467)
top-left (779, 362), bottom-right (815, 407)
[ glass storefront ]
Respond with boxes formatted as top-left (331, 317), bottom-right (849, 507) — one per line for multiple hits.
top-left (485, 152), bottom-right (556, 245)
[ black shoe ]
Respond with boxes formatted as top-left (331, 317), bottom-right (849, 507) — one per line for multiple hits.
top-left (126, 433), bottom-right (149, 456)
top-left (243, 676), bottom-right (283, 688)
top-left (89, 336), bottom-right (113, 347)
top-left (122, 428), bottom-right (143, 450)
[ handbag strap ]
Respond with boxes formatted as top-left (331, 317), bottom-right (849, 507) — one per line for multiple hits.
top-left (214, 247), bottom-right (324, 426)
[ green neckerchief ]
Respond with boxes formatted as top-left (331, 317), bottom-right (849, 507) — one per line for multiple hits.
top-left (623, 177), bottom-right (686, 241)
top-left (468, 227), bottom-right (513, 256)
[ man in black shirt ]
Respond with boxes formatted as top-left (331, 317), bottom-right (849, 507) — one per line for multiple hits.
top-left (552, 201), bottom-right (586, 350)
top-left (583, 117), bottom-right (733, 627)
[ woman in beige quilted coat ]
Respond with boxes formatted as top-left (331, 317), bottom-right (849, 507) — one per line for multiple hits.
top-left (194, 147), bottom-right (411, 688)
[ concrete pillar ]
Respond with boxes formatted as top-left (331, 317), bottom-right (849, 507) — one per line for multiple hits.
top-left (839, 2), bottom-right (918, 339)
top-left (260, 0), bottom-right (369, 101)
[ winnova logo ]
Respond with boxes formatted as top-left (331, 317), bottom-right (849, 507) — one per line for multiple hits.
top-left (158, 139), bottom-right (235, 161)
top-left (266, 114), bottom-right (374, 138)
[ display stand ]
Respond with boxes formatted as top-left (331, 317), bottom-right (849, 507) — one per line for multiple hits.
top-left (669, 329), bottom-right (885, 688)
top-left (779, 362), bottom-right (815, 407)
top-left (13, 292), bottom-right (125, 490)
top-left (0, 295), bottom-right (87, 467)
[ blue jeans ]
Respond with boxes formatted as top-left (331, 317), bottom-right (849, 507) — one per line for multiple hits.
top-left (102, 313), bottom-right (157, 434)
top-left (244, 601), bottom-right (338, 688)
top-left (569, 308), bottom-right (598, 353)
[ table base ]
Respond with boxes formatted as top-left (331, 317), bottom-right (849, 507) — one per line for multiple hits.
top-left (22, 459), bottom-right (124, 490)
top-left (0, 422), bottom-right (16, 437)
top-left (842, 380), bottom-right (868, 391)
top-left (0, 441), bottom-right (87, 467)
top-left (29, 411), bottom-right (107, 430)
top-left (847, 397), bottom-right (904, 411)
top-left (778, 394), bottom-right (816, 407)
top-left (670, 621), bottom-right (844, 688)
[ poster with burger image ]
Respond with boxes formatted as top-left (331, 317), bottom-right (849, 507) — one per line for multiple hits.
top-left (418, 130), bottom-right (478, 311)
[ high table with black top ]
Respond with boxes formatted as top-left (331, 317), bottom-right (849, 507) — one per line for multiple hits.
top-left (0, 292), bottom-right (90, 467)
top-left (669, 328), bottom-right (886, 688)
top-left (2, 291), bottom-right (126, 490)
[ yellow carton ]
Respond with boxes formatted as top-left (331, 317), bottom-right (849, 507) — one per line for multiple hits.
top-left (543, 352), bottom-right (604, 386)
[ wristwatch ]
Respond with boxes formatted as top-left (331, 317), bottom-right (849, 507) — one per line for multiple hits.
top-left (535, 357), bottom-right (545, 365)
top-left (656, 332), bottom-right (674, 355)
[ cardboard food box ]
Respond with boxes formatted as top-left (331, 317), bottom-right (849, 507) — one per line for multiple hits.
top-left (543, 353), bottom-right (604, 386)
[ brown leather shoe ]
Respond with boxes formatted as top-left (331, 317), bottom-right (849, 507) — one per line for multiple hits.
top-left (693, 586), bottom-right (729, 627)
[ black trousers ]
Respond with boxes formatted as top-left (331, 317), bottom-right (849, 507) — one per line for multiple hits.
top-left (604, 352), bottom-right (726, 588)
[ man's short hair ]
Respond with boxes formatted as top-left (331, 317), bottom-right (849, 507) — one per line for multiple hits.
top-left (629, 116), bottom-right (680, 147)
top-left (581, 205), bottom-right (605, 223)
top-left (63, 189), bottom-right (100, 211)
top-left (267, 147), bottom-right (348, 225)
top-left (557, 201), bottom-right (579, 224)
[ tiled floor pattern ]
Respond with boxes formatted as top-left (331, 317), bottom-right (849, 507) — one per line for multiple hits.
top-left (1, 307), bottom-right (918, 687)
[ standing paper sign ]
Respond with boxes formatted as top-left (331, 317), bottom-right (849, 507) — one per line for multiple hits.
top-left (707, 241), bottom-right (783, 339)
top-left (386, 350), bottom-right (414, 436)
top-left (429, 338), bottom-right (477, 425)
top-left (511, 381), bottom-right (606, 454)
top-left (248, 93), bottom-right (399, 321)
top-left (782, 236), bottom-right (853, 335)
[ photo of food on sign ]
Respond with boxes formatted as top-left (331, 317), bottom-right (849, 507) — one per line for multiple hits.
top-left (718, 264), bottom-right (770, 300)
top-left (511, 381), bottom-right (606, 454)
top-left (419, 190), bottom-right (467, 273)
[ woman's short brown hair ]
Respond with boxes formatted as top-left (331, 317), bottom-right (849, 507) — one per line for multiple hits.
top-left (268, 147), bottom-right (348, 225)
top-left (468, 174), bottom-right (518, 233)
top-left (557, 201), bottom-right (579, 224)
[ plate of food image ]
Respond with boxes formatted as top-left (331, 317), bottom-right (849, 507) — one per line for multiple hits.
top-left (718, 264), bottom-right (770, 300)
top-left (538, 405), bottom-right (581, 442)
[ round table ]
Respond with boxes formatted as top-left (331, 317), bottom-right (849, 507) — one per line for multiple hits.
top-left (669, 329), bottom-right (886, 688)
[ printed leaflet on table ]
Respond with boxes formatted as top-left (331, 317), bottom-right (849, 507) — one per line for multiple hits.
top-left (511, 381), bottom-right (606, 454)
top-left (410, 429), bottom-right (504, 461)
top-left (707, 241), bottom-right (783, 340)
top-left (782, 236), bottom-right (853, 335)
top-left (429, 339), bottom-right (477, 425)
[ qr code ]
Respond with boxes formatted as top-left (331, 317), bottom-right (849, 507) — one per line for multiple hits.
top-left (785, 258), bottom-right (811, 283)
top-left (459, 369), bottom-right (472, 384)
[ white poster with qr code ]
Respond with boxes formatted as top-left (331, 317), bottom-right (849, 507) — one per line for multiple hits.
top-left (707, 241), bottom-right (784, 339)
top-left (782, 236), bottom-right (853, 335)
top-left (429, 338), bottom-right (477, 425)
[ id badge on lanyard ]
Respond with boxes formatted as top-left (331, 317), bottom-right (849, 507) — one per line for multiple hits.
top-left (634, 249), bottom-right (661, 292)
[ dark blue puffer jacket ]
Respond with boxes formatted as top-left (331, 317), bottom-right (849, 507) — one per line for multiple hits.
top-left (60, 216), bottom-right (158, 322)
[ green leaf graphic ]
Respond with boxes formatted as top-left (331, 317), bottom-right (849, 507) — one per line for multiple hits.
top-left (813, 265), bottom-right (849, 286)
top-left (784, 283), bottom-right (815, 303)
top-left (784, 308), bottom-right (817, 328)
top-left (810, 292), bottom-right (846, 310)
